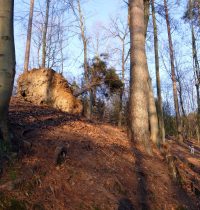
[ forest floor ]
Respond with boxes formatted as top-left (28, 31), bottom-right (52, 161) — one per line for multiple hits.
top-left (0, 96), bottom-right (200, 210)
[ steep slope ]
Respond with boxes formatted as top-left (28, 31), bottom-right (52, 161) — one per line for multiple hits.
top-left (0, 97), bottom-right (199, 210)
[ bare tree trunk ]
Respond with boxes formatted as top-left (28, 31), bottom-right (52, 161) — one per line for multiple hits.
top-left (177, 79), bottom-right (186, 117)
top-left (75, 0), bottom-right (92, 119)
top-left (104, 16), bottom-right (129, 127)
top-left (41, 0), bottom-right (50, 68)
top-left (191, 25), bottom-right (200, 140)
top-left (129, 0), bottom-right (151, 153)
top-left (148, 77), bottom-right (159, 145)
top-left (164, 0), bottom-right (183, 142)
top-left (191, 25), bottom-right (200, 111)
top-left (144, 0), bottom-right (150, 37)
top-left (151, 0), bottom-right (165, 144)
top-left (24, 0), bottom-right (34, 72)
top-left (0, 0), bottom-right (15, 142)
top-left (143, 0), bottom-right (160, 146)
top-left (118, 40), bottom-right (125, 127)
top-left (188, 0), bottom-right (200, 142)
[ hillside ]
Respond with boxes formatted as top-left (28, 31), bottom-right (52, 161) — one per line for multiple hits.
top-left (0, 97), bottom-right (199, 210)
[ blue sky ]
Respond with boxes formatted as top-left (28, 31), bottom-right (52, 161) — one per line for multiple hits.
top-left (14, 0), bottom-right (126, 77)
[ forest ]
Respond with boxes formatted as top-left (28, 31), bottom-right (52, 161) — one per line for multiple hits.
top-left (0, 0), bottom-right (200, 209)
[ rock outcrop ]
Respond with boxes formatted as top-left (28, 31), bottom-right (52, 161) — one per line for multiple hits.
top-left (17, 68), bottom-right (83, 114)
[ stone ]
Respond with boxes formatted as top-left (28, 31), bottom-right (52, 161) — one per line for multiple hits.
top-left (17, 68), bottom-right (83, 114)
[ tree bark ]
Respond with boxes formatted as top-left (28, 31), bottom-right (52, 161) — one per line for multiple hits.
top-left (0, 0), bottom-right (15, 142)
top-left (144, 0), bottom-right (150, 37)
top-left (24, 0), bottom-right (34, 72)
top-left (41, 0), bottom-right (50, 68)
top-left (143, 0), bottom-right (160, 146)
top-left (151, 0), bottom-right (165, 143)
top-left (76, 0), bottom-right (92, 119)
top-left (129, 0), bottom-right (151, 153)
top-left (188, 0), bottom-right (200, 142)
top-left (148, 77), bottom-right (159, 145)
top-left (191, 24), bottom-right (200, 140)
top-left (164, 0), bottom-right (183, 142)
top-left (118, 39), bottom-right (125, 127)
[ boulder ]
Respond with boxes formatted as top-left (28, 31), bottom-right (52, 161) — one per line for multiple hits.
top-left (17, 68), bottom-right (83, 114)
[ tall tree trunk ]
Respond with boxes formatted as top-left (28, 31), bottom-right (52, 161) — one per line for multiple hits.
top-left (148, 77), bottom-right (159, 145)
top-left (129, 0), bottom-right (151, 153)
top-left (192, 21), bottom-right (200, 106)
top-left (189, 0), bottom-right (200, 142)
top-left (191, 25), bottom-right (200, 140)
top-left (24, 0), bottom-right (34, 72)
top-left (164, 0), bottom-right (183, 142)
top-left (41, 0), bottom-right (50, 68)
top-left (151, 0), bottom-right (165, 143)
top-left (118, 40), bottom-right (125, 127)
top-left (144, 0), bottom-right (160, 146)
top-left (144, 0), bottom-right (150, 37)
top-left (76, 0), bottom-right (92, 119)
top-left (0, 0), bottom-right (15, 142)
top-left (177, 79), bottom-right (186, 117)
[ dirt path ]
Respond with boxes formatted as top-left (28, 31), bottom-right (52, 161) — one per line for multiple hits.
top-left (0, 97), bottom-right (199, 209)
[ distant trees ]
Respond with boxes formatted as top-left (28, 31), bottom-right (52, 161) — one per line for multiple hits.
top-left (41, 0), bottom-right (50, 68)
top-left (184, 0), bottom-right (200, 27)
top-left (74, 56), bottom-right (123, 104)
top-left (24, 0), bottom-right (35, 72)
top-left (68, 0), bottom-right (92, 118)
top-left (163, 0), bottom-right (183, 142)
top-left (12, 0), bottom-right (200, 145)
top-left (151, 0), bottom-right (165, 143)
top-left (183, 0), bottom-right (200, 141)
top-left (0, 0), bottom-right (15, 143)
top-left (104, 16), bottom-right (129, 126)
top-left (23, 0), bottom-right (67, 71)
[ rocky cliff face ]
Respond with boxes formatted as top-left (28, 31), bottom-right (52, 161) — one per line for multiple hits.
top-left (17, 68), bottom-right (83, 114)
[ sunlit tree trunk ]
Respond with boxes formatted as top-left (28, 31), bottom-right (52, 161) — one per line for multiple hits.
top-left (151, 0), bottom-right (165, 143)
top-left (71, 0), bottom-right (92, 119)
top-left (24, 0), bottom-right (34, 72)
top-left (144, 0), bottom-right (159, 146)
top-left (0, 0), bottom-right (15, 142)
top-left (148, 77), bottom-right (159, 145)
top-left (144, 0), bottom-right (150, 37)
top-left (41, 0), bottom-right (50, 68)
top-left (118, 40), bottom-right (125, 127)
top-left (191, 25), bottom-right (200, 141)
top-left (188, 0), bottom-right (200, 142)
top-left (164, 0), bottom-right (183, 142)
top-left (129, 0), bottom-right (151, 153)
